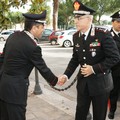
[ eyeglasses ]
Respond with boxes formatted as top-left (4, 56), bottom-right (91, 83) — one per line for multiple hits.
top-left (74, 16), bottom-right (88, 21)
top-left (35, 24), bottom-right (45, 29)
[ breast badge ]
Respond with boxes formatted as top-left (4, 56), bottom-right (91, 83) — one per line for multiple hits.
top-left (90, 48), bottom-right (96, 57)
top-left (91, 51), bottom-right (96, 57)
top-left (90, 39), bottom-right (101, 47)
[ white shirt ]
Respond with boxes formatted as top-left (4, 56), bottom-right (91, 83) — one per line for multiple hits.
top-left (113, 28), bottom-right (120, 37)
top-left (24, 31), bottom-right (37, 44)
top-left (79, 26), bottom-right (91, 40)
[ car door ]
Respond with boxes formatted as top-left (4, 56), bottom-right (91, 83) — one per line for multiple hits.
top-left (40, 29), bottom-right (53, 41)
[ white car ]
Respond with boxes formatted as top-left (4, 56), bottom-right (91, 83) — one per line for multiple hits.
top-left (57, 30), bottom-right (77, 47)
top-left (0, 30), bottom-right (15, 41)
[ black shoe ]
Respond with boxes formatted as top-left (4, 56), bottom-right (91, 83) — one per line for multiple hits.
top-left (108, 111), bottom-right (114, 119)
top-left (87, 112), bottom-right (92, 120)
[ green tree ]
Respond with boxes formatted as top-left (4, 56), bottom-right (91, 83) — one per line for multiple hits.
top-left (0, 0), bottom-right (28, 31)
top-left (8, 11), bottom-right (24, 29)
top-left (29, 0), bottom-right (51, 24)
top-left (0, 0), bottom-right (45, 31)
top-left (58, 0), bottom-right (120, 26)
top-left (58, 0), bottom-right (74, 29)
top-left (81, 0), bottom-right (120, 24)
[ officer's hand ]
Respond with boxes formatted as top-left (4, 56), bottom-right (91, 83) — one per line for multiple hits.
top-left (57, 75), bottom-right (68, 86)
top-left (81, 64), bottom-right (94, 77)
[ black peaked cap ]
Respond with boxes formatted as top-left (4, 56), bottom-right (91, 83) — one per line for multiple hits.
top-left (22, 10), bottom-right (46, 24)
top-left (111, 10), bottom-right (120, 21)
top-left (73, 0), bottom-right (95, 15)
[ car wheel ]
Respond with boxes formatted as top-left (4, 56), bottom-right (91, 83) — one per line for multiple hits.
top-left (0, 37), bottom-right (5, 41)
top-left (63, 40), bottom-right (71, 47)
top-left (51, 40), bottom-right (57, 45)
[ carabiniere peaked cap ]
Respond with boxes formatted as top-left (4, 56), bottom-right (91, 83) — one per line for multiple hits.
top-left (111, 10), bottom-right (120, 21)
top-left (22, 10), bottom-right (46, 24)
top-left (73, 0), bottom-right (95, 16)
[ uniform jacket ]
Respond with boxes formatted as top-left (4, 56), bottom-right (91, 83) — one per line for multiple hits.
top-left (0, 31), bottom-right (58, 105)
top-left (110, 29), bottom-right (120, 76)
top-left (64, 27), bottom-right (120, 96)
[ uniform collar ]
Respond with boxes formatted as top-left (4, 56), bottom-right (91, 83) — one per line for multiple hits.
top-left (112, 28), bottom-right (120, 37)
top-left (80, 26), bottom-right (91, 40)
top-left (24, 31), bottom-right (37, 44)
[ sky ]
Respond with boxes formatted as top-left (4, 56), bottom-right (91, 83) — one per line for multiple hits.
top-left (10, 0), bottom-right (52, 13)
top-left (10, 3), bottom-right (31, 13)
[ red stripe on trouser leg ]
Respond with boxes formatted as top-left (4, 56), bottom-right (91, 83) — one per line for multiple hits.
top-left (108, 99), bottom-right (110, 110)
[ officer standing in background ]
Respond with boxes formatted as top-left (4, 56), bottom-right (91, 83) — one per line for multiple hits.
top-left (108, 10), bottom-right (120, 119)
top-left (0, 10), bottom-right (66, 120)
top-left (60, 0), bottom-right (120, 120)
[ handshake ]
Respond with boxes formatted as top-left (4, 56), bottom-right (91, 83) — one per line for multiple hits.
top-left (57, 74), bottom-right (68, 86)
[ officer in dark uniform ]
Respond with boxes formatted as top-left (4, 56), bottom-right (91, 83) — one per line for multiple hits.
top-left (108, 10), bottom-right (120, 119)
top-left (60, 0), bottom-right (120, 120)
top-left (0, 10), bottom-right (65, 120)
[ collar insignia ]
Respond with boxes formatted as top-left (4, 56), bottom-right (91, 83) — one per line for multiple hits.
top-left (75, 43), bottom-right (80, 47)
top-left (111, 32), bottom-right (115, 37)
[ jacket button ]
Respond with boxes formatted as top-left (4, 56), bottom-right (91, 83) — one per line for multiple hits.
top-left (83, 49), bottom-right (85, 52)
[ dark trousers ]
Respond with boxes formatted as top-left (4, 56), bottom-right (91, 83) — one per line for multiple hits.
top-left (75, 85), bottom-right (109, 120)
top-left (0, 99), bottom-right (26, 120)
top-left (109, 75), bottom-right (120, 113)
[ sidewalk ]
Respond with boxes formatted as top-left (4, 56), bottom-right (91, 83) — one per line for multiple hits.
top-left (27, 81), bottom-right (75, 120)
top-left (26, 81), bottom-right (120, 120)
top-left (27, 95), bottom-right (74, 120)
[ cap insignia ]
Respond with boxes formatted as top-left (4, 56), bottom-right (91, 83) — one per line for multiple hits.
top-left (119, 12), bottom-right (120, 17)
top-left (74, 2), bottom-right (80, 11)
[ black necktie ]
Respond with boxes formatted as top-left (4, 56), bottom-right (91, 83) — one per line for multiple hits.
top-left (82, 34), bottom-right (86, 40)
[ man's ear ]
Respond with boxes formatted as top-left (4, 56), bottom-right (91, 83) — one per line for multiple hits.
top-left (32, 25), bottom-right (37, 32)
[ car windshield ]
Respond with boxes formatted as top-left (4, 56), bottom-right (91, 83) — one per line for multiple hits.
top-left (43, 29), bottom-right (53, 35)
top-left (1, 31), bottom-right (13, 35)
top-left (54, 31), bottom-right (63, 36)
top-left (68, 31), bottom-right (76, 35)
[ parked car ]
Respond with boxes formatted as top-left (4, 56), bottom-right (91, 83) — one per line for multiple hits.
top-left (0, 29), bottom-right (20, 41)
top-left (0, 30), bottom-right (14, 41)
top-left (57, 30), bottom-right (77, 47)
top-left (67, 26), bottom-right (76, 30)
top-left (49, 30), bottom-right (63, 45)
top-left (37, 29), bottom-right (53, 43)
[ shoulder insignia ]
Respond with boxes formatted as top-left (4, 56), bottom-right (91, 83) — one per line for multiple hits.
top-left (111, 31), bottom-right (115, 37)
top-left (91, 24), bottom-right (95, 36)
top-left (95, 26), bottom-right (109, 33)
top-left (73, 30), bottom-right (79, 36)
